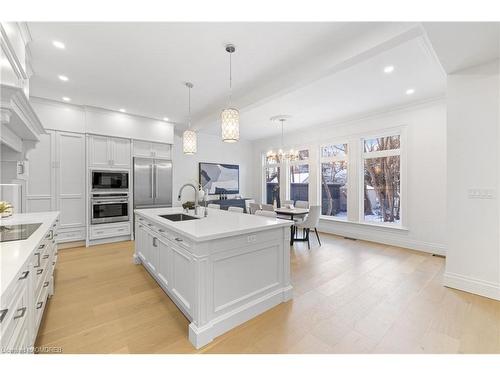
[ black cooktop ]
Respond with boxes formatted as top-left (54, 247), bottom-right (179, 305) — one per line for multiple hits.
top-left (0, 223), bottom-right (42, 243)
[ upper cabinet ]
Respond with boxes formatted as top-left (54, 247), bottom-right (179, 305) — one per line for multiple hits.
top-left (133, 140), bottom-right (172, 159)
top-left (88, 135), bottom-right (131, 169)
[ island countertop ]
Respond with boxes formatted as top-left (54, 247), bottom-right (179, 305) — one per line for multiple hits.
top-left (134, 207), bottom-right (292, 242)
top-left (0, 211), bottom-right (59, 296)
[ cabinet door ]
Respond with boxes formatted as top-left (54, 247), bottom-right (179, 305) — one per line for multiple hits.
top-left (26, 131), bottom-right (56, 212)
top-left (89, 135), bottom-right (111, 168)
top-left (152, 142), bottom-right (171, 159)
top-left (135, 224), bottom-right (149, 262)
top-left (157, 237), bottom-right (172, 289)
top-left (111, 138), bottom-right (131, 168)
top-left (56, 132), bottom-right (86, 231)
top-left (170, 243), bottom-right (194, 315)
top-left (146, 233), bottom-right (159, 274)
top-left (133, 140), bottom-right (153, 158)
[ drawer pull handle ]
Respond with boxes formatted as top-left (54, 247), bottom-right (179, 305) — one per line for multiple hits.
top-left (37, 269), bottom-right (44, 275)
top-left (13, 307), bottom-right (27, 320)
top-left (34, 252), bottom-right (41, 268)
top-left (18, 270), bottom-right (29, 280)
top-left (147, 223), bottom-right (152, 226)
top-left (138, 218), bottom-right (143, 221)
top-left (0, 309), bottom-right (8, 323)
top-left (43, 281), bottom-right (49, 287)
top-left (42, 254), bottom-right (49, 259)
top-left (38, 244), bottom-right (45, 249)
top-left (52, 261), bottom-right (56, 266)
top-left (175, 237), bottom-right (183, 242)
top-left (159, 229), bottom-right (165, 232)
top-left (152, 237), bottom-right (158, 247)
top-left (36, 302), bottom-right (43, 309)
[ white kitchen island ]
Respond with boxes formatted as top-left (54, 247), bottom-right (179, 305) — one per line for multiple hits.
top-left (134, 207), bottom-right (293, 349)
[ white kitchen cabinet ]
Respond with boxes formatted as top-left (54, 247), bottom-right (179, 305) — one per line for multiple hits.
top-left (157, 236), bottom-right (172, 288)
top-left (88, 134), bottom-right (131, 169)
top-left (26, 131), bottom-right (86, 243)
top-left (132, 140), bottom-right (171, 159)
top-left (135, 222), bottom-right (149, 263)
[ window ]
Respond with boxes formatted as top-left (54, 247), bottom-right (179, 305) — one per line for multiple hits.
top-left (265, 166), bottom-right (280, 205)
top-left (362, 135), bottom-right (401, 224)
top-left (320, 143), bottom-right (348, 218)
top-left (289, 149), bottom-right (309, 203)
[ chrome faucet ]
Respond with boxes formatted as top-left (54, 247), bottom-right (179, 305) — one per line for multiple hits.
top-left (177, 183), bottom-right (199, 215)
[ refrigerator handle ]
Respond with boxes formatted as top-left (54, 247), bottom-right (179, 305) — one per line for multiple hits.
top-left (154, 163), bottom-right (157, 200)
top-left (150, 164), bottom-right (154, 198)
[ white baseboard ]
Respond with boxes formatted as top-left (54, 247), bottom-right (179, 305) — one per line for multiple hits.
top-left (318, 221), bottom-right (446, 256)
top-left (443, 272), bottom-right (500, 301)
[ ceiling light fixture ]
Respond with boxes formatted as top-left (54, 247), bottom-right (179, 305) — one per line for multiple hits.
top-left (267, 115), bottom-right (298, 163)
top-left (383, 65), bottom-right (394, 74)
top-left (52, 40), bottom-right (65, 49)
top-left (183, 82), bottom-right (197, 155)
top-left (221, 44), bottom-right (239, 143)
top-left (406, 88), bottom-right (415, 95)
top-left (119, 108), bottom-right (126, 113)
top-left (62, 97), bottom-right (71, 102)
top-left (58, 75), bottom-right (68, 81)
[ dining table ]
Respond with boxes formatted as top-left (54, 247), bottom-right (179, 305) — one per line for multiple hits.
top-left (274, 207), bottom-right (309, 245)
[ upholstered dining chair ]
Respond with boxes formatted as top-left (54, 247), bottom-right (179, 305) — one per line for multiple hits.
top-left (281, 200), bottom-right (294, 207)
top-left (295, 205), bottom-right (321, 250)
top-left (245, 199), bottom-right (255, 214)
top-left (255, 210), bottom-right (277, 218)
top-left (228, 206), bottom-right (244, 213)
top-left (207, 203), bottom-right (220, 209)
top-left (248, 202), bottom-right (261, 214)
top-left (295, 200), bottom-right (309, 209)
top-left (261, 204), bottom-right (275, 212)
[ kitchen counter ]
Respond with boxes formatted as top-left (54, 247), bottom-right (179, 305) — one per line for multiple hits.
top-left (134, 207), bottom-right (293, 348)
top-left (134, 206), bottom-right (292, 242)
top-left (0, 211), bottom-right (59, 297)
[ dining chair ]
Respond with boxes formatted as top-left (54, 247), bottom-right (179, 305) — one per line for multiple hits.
top-left (207, 203), bottom-right (220, 209)
top-left (248, 202), bottom-right (261, 214)
top-left (295, 200), bottom-right (309, 209)
top-left (261, 204), bottom-right (275, 212)
top-left (295, 205), bottom-right (321, 250)
top-left (255, 210), bottom-right (277, 218)
top-left (281, 200), bottom-right (293, 208)
top-left (228, 206), bottom-right (244, 213)
top-left (245, 199), bottom-right (255, 214)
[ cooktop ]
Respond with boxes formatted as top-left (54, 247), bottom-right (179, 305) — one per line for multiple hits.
top-left (0, 223), bottom-right (42, 243)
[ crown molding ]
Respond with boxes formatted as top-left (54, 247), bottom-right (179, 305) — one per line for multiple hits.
top-left (0, 23), bottom-right (28, 80)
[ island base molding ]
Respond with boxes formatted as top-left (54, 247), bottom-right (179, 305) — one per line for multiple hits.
top-left (189, 285), bottom-right (293, 349)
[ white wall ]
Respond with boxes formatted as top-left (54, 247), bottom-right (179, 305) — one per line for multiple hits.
top-left (30, 98), bottom-right (174, 144)
top-left (444, 60), bottom-right (500, 300)
top-left (172, 132), bottom-right (254, 205)
top-left (251, 100), bottom-right (447, 254)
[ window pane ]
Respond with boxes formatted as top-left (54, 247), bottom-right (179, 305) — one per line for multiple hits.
top-left (321, 144), bottom-right (348, 158)
top-left (364, 156), bottom-right (400, 223)
top-left (266, 166), bottom-right (280, 205)
top-left (298, 149), bottom-right (309, 161)
top-left (320, 161), bottom-right (347, 218)
top-left (290, 164), bottom-right (309, 203)
top-left (364, 135), bottom-right (400, 153)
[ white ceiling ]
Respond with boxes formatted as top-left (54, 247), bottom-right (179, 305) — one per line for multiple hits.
top-left (27, 22), bottom-right (447, 140)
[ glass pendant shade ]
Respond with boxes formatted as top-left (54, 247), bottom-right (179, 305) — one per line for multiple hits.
top-left (221, 107), bottom-right (240, 143)
top-left (183, 129), bottom-right (197, 154)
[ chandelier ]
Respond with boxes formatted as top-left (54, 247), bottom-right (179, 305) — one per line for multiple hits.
top-left (267, 115), bottom-right (299, 163)
top-left (221, 44), bottom-right (240, 143)
top-left (182, 82), bottom-right (197, 155)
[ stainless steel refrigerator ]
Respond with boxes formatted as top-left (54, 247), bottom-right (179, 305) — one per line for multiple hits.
top-left (133, 157), bottom-right (173, 209)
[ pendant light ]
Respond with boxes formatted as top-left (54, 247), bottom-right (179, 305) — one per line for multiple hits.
top-left (267, 115), bottom-right (298, 162)
top-left (182, 82), bottom-right (197, 155)
top-left (221, 44), bottom-right (240, 143)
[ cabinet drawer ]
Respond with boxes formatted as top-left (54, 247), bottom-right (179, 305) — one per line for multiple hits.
top-left (57, 227), bottom-right (85, 243)
top-left (0, 283), bottom-right (28, 348)
top-left (90, 222), bottom-right (131, 239)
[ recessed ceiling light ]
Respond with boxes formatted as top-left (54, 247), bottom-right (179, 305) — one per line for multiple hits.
top-left (62, 97), bottom-right (71, 102)
top-left (52, 40), bottom-right (65, 49)
top-left (163, 117), bottom-right (169, 121)
top-left (406, 88), bottom-right (415, 95)
top-left (58, 75), bottom-right (69, 82)
top-left (383, 65), bottom-right (394, 74)
top-left (119, 108), bottom-right (126, 113)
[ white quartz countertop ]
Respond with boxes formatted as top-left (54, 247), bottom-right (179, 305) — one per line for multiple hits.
top-left (134, 207), bottom-right (293, 242)
top-left (0, 211), bottom-right (59, 296)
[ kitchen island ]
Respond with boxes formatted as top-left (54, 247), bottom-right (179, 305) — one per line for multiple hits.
top-left (134, 207), bottom-right (293, 349)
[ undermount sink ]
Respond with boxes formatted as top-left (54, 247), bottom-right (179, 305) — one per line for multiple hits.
top-left (159, 213), bottom-right (200, 222)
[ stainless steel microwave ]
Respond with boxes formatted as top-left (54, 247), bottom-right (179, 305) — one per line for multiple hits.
top-left (91, 170), bottom-right (129, 192)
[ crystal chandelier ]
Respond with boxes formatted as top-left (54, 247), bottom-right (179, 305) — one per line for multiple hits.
top-left (182, 82), bottom-right (197, 155)
top-left (221, 44), bottom-right (239, 143)
top-left (267, 115), bottom-right (299, 163)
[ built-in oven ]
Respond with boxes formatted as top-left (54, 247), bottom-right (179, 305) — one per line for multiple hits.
top-left (91, 193), bottom-right (129, 224)
top-left (91, 170), bottom-right (129, 192)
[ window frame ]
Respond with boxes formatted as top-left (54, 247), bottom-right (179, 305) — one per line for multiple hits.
top-left (262, 152), bottom-right (283, 205)
top-left (288, 148), bottom-right (310, 202)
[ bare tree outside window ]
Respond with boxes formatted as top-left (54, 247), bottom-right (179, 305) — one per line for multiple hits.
top-left (320, 143), bottom-right (348, 218)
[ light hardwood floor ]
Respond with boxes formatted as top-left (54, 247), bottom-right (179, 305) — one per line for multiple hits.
top-left (35, 233), bottom-right (500, 354)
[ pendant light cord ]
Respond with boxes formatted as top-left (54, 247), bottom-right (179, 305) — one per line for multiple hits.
top-left (188, 84), bottom-right (191, 129)
top-left (229, 52), bottom-right (232, 105)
